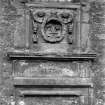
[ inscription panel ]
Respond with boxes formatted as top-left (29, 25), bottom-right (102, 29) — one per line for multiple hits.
top-left (14, 61), bottom-right (77, 77)
top-left (13, 61), bottom-right (92, 78)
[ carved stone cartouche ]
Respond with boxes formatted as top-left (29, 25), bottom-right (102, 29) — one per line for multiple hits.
top-left (31, 9), bottom-right (74, 43)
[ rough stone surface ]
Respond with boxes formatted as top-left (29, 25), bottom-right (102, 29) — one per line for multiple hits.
top-left (89, 0), bottom-right (105, 104)
top-left (0, 0), bottom-right (105, 105)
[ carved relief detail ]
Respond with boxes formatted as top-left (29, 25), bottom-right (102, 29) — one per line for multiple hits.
top-left (41, 12), bottom-right (65, 43)
top-left (32, 21), bottom-right (38, 43)
top-left (67, 23), bottom-right (74, 44)
top-left (30, 9), bottom-right (74, 43)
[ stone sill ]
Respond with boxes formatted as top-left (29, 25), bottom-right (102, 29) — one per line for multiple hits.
top-left (19, 89), bottom-right (81, 96)
top-left (13, 77), bottom-right (93, 87)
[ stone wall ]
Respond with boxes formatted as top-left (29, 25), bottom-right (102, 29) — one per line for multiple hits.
top-left (0, 0), bottom-right (105, 105)
top-left (90, 0), bottom-right (105, 104)
top-left (0, 0), bottom-right (24, 104)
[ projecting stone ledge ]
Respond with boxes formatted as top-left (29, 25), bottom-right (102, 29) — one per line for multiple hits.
top-left (19, 90), bottom-right (82, 96)
top-left (7, 51), bottom-right (97, 61)
top-left (13, 77), bottom-right (93, 87)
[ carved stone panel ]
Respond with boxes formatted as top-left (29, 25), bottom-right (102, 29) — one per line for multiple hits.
top-left (24, 4), bottom-right (80, 53)
top-left (30, 8), bottom-right (74, 43)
